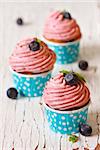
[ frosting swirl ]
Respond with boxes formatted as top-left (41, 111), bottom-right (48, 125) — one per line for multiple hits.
top-left (43, 73), bottom-right (90, 110)
top-left (9, 38), bottom-right (56, 74)
top-left (43, 11), bottom-right (81, 43)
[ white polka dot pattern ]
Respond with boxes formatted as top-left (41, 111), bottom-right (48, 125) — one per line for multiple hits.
top-left (47, 41), bottom-right (80, 64)
top-left (45, 106), bottom-right (89, 135)
top-left (12, 72), bottom-right (51, 97)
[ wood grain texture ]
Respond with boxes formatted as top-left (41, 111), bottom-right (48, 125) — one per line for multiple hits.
top-left (0, 1), bottom-right (100, 150)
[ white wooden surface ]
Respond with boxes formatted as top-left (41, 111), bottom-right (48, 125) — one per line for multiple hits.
top-left (0, 1), bottom-right (100, 150)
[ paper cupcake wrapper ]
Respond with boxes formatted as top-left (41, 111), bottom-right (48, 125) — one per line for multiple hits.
top-left (43, 38), bottom-right (80, 64)
top-left (44, 103), bottom-right (89, 135)
top-left (10, 68), bottom-right (52, 97)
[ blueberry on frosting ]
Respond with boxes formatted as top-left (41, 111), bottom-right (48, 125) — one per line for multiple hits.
top-left (64, 73), bottom-right (78, 85)
top-left (60, 70), bottom-right (85, 86)
top-left (62, 11), bottom-right (72, 20)
top-left (29, 40), bottom-right (40, 51)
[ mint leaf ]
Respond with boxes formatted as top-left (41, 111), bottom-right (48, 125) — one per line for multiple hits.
top-left (60, 70), bottom-right (71, 74)
top-left (75, 72), bottom-right (86, 82)
top-left (36, 39), bottom-right (41, 43)
top-left (60, 70), bottom-right (85, 82)
top-left (69, 135), bottom-right (78, 143)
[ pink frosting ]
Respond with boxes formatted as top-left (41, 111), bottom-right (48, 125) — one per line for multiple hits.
top-left (9, 38), bottom-right (56, 74)
top-left (43, 73), bottom-right (90, 110)
top-left (43, 11), bottom-right (81, 42)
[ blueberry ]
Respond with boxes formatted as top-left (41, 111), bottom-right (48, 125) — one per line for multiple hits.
top-left (79, 123), bottom-right (92, 136)
top-left (16, 18), bottom-right (23, 25)
top-left (7, 88), bottom-right (18, 99)
top-left (64, 73), bottom-right (78, 85)
top-left (79, 60), bottom-right (88, 70)
top-left (63, 11), bottom-right (72, 20)
top-left (29, 41), bottom-right (40, 51)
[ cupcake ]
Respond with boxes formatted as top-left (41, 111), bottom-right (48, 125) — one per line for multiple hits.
top-left (43, 10), bottom-right (81, 64)
top-left (43, 70), bottom-right (90, 134)
top-left (9, 37), bottom-right (56, 97)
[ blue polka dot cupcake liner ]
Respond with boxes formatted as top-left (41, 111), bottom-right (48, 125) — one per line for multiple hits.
top-left (10, 68), bottom-right (52, 97)
top-left (43, 38), bottom-right (80, 64)
top-left (44, 103), bottom-right (89, 135)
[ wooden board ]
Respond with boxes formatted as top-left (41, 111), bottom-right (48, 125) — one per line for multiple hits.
top-left (0, 1), bottom-right (100, 150)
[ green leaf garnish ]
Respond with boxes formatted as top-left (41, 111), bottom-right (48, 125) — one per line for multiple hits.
top-left (60, 70), bottom-right (70, 74)
top-left (69, 135), bottom-right (79, 143)
top-left (75, 72), bottom-right (86, 82)
top-left (36, 39), bottom-right (41, 43)
top-left (60, 70), bottom-right (85, 82)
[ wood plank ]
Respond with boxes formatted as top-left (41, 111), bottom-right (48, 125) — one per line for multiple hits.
top-left (0, 1), bottom-right (100, 149)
